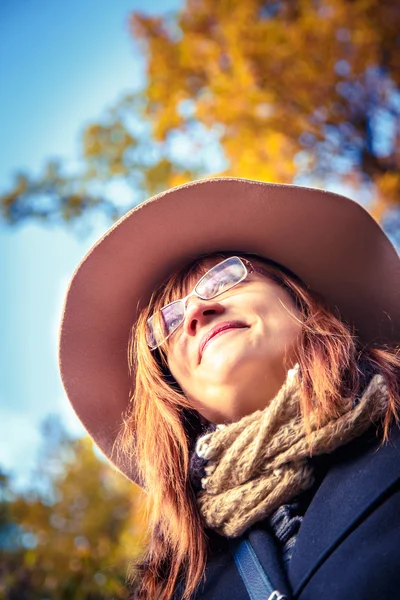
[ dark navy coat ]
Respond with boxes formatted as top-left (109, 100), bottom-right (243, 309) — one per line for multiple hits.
top-left (174, 424), bottom-right (400, 599)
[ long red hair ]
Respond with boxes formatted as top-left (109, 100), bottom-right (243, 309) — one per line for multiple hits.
top-left (118, 251), bottom-right (400, 600)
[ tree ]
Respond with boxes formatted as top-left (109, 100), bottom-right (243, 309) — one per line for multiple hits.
top-left (1, 0), bottom-right (400, 240)
top-left (0, 93), bottom-right (202, 232)
top-left (131, 0), bottom-right (400, 223)
top-left (0, 417), bottom-right (146, 600)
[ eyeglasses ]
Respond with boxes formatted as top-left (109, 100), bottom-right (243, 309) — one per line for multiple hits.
top-left (146, 256), bottom-right (263, 350)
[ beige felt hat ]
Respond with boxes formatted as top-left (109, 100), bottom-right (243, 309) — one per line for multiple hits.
top-left (58, 177), bottom-right (400, 484)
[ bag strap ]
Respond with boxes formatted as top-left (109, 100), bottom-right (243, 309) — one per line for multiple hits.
top-left (229, 537), bottom-right (287, 600)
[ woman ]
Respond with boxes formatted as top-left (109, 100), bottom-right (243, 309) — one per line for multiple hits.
top-left (59, 178), bottom-right (400, 600)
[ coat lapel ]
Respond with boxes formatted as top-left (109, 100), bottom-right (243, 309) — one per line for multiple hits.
top-left (288, 425), bottom-right (400, 597)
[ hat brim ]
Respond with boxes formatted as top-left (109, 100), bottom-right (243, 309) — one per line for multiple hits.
top-left (58, 177), bottom-right (400, 484)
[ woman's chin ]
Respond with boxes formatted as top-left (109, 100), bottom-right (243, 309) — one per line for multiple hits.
top-left (200, 352), bottom-right (249, 382)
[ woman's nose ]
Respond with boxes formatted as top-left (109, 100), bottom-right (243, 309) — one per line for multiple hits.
top-left (182, 296), bottom-right (225, 337)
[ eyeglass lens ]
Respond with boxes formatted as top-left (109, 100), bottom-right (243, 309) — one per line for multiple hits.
top-left (147, 257), bottom-right (247, 349)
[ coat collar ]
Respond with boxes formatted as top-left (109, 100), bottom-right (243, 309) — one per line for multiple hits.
top-left (247, 525), bottom-right (293, 598)
top-left (288, 424), bottom-right (400, 597)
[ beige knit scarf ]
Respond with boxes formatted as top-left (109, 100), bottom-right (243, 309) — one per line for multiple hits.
top-left (194, 364), bottom-right (389, 538)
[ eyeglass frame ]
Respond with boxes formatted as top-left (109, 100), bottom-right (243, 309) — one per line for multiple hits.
top-left (146, 256), bottom-right (278, 350)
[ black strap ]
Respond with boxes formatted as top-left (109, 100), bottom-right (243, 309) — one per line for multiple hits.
top-left (229, 538), bottom-right (287, 600)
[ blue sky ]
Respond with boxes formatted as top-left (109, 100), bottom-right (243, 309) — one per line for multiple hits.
top-left (0, 0), bottom-right (182, 489)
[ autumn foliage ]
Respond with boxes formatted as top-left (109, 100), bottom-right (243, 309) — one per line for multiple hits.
top-left (1, 0), bottom-right (399, 236)
top-left (131, 0), bottom-right (400, 220)
top-left (0, 418), bottom-right (146, 599)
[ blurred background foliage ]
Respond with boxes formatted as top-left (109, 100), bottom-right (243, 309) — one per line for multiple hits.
top-left (0, 417), bottom-right (146, 599)
top-left (2, 0), bottom-right (400, 240)
top-left (2, 0), bottom-right (400, 597)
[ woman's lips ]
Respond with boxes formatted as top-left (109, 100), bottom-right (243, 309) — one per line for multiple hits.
top-left (199, 321), bottom-right (248, 361)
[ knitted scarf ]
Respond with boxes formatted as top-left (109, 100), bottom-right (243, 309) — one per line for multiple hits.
top-left (192, 364), bottom-right (389, 538)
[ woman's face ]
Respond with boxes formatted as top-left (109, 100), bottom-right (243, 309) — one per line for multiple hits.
top-left (164, 256), bottom-right (303, 424)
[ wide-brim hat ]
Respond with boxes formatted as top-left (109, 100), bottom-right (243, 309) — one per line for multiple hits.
top-left (58, 177), bottom-right (400, 485)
